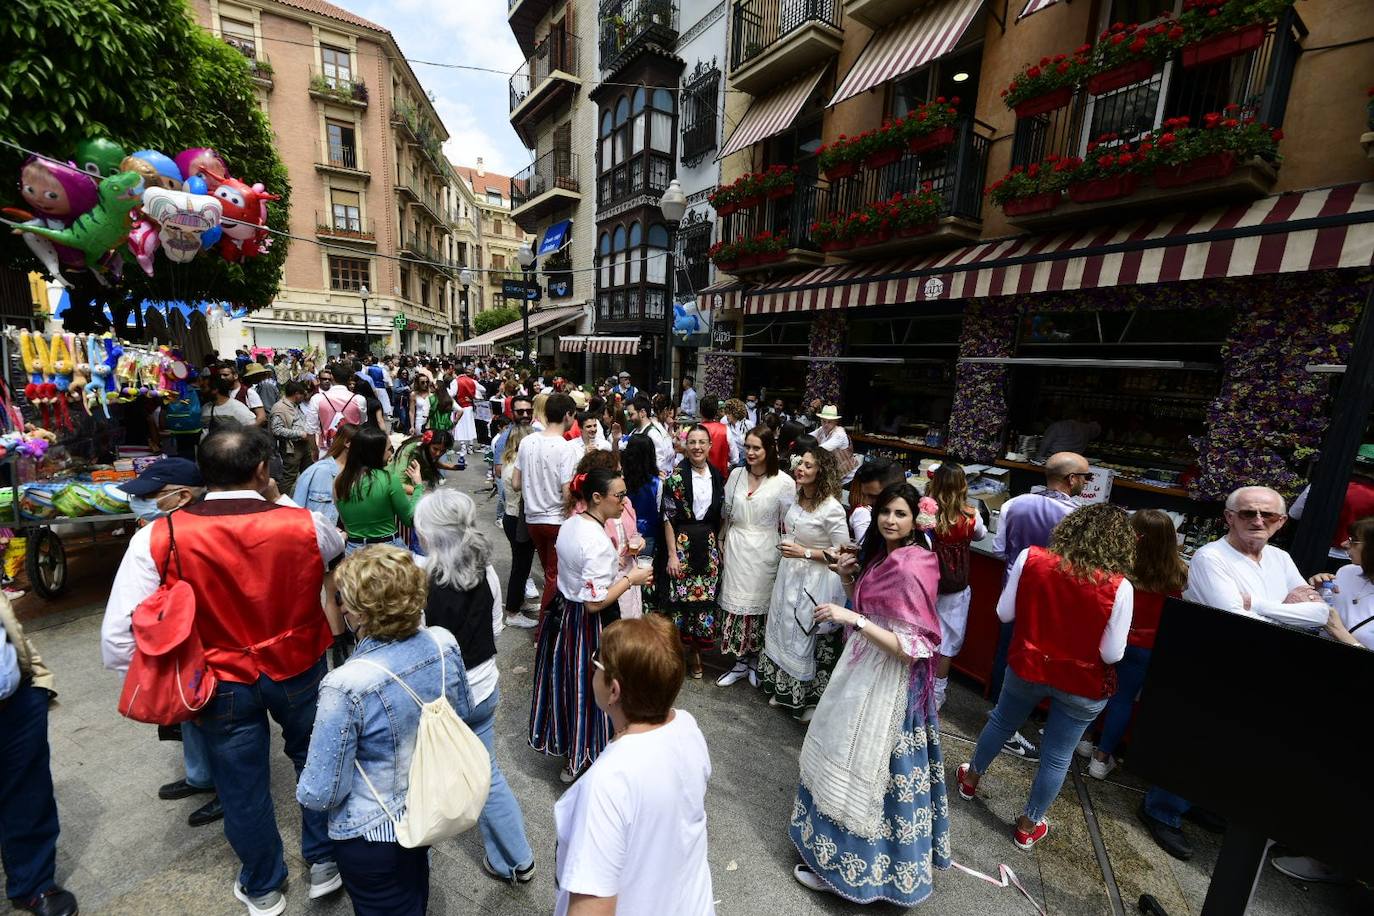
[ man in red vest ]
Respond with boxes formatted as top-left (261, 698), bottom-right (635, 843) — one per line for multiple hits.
top-left (102, 427), bottom-right (345, 915)
top-left (697, 396), bottom-right (731, 477)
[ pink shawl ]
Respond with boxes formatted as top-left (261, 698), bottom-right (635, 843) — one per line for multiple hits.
top-left (853, 544), bottom-right (942, 645)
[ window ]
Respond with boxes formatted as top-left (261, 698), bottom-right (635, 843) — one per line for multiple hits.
top-left (681, 66), bottom-right (720, 164)
top-left (400, 267), bottom-right (411, 299)
top-left (600, 87), bottom-right (676, 204)
top-left (493, 218), bottom-right (503, 237)
top-left (321, 45), bottom-right (351, 88)
top-left (679, 215), bottom-right (712, 294)
top-left (420, 278), bottom-right (430, 309)
top-left (612, 226), bottom-right (626, 286)
top-left (599, 232), bottom-right (611, 287)
top-left (646, 224), bottom-right (668, 284)
top-left (326, 121), bottom-right (357, 169)
top-left (492, 253), bottom-right (506, 271)
top-left (486, 191), bottom-right (504, 205)
top-left (330, 189), bottom-right (361, 233)
top-left (221, 17), bottom-right (256, 59)
top-left (329, 256), bottom-right (369, 291)
top-left (1107, 0), bottom-right (1176, 23)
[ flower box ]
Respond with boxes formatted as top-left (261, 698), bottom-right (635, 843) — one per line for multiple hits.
top-left (821, 239), bottom-right (854, 252)
top-left (1002, 191), bottom-right (1062, 216)
top-left (1087, 59), bottom-right (1156, 96)
top-left (897, 222), bottom-right (937, 238)
top-left (736, 254), bottom-right (760, 268)
top-left (716, 201), bottom-right (737, 217)
top-left (1013, 86), bottom-right (1073, 119)
top-left (1067, 173), bottom-right (1140, 203)
top-left (760, 250), bottom-right (788, 264)
top-left (766, 185), bottom-right (795, 200)
top-left (907, 126), bottom-right (956, 155)
top-left (863, 148), bottom-right (903, 170)
top-left (824, 162), bottom-right (857, 182)
top-left (855, 229), bottom-right (893, 246)
top-left (715, 260), bottom-right (738, 271)
top-left (1181, 24), bottom-right (1266, 69)
top-left (1152, 151), bottom-right (1238, 188)
top-left (738, 194), bottom-right (763, 210)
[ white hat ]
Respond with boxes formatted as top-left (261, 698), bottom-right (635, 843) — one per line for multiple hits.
top-left (816, 405), bottom-right (841, 421)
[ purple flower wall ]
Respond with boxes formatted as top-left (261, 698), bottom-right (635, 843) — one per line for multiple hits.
top-left (947, 298), bottom-right (1018, 463)
top-left (804, 312), bottom-right (846, 408)
top-left (702, 350), bottom-right (736, 401)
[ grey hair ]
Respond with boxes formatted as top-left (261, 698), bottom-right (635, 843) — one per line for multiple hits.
top-left (412, 489), bottom-right (491, 591)
top-left (1224, 485), bottom-right (1287, 514)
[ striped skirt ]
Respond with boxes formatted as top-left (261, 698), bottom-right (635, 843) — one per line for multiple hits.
top-left (528, 594), bottom-right (613, 776)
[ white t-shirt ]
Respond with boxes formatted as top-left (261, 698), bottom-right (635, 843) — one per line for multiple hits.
top-left (640, 422), bottom-right (676, 478)
top-left (690, 465), bottom-right (713, 520)
top-left (1184, 537), bottom-right (1327, 628)
top-left (234, 383), bottom-right (264, 411)
top-left (517, 433), bottom-right (581, 526)
top-left (202, 396), bottom-right (256, 435)
top-left (1331, 563), bottom-right (1374, 650)
top-left (554, 709), bottom-right (714, 916)
top-left (555, 514), bottom-right (619, 604)
top-left (850, 504), bottom-right (872, 545)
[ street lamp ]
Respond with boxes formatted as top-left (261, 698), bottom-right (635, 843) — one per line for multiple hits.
top-left (459, 268), bottom-right (475, 340)
top-left (358, 284), bottom-right (371, 357)
top-left (658, 179), bottom-right (687, 398)
top-left (516, 242), bottom-right (536, 370)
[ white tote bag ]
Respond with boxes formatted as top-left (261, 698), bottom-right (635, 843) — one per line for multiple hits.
top-left (354, 628), bottom-right (492, 847)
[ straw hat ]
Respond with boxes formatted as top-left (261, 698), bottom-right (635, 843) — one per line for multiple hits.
top-left (816, 405), bottom-right (842, 421)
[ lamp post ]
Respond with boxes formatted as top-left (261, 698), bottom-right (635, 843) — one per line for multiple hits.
top-left (459, 268), bottom-right (475, 340)
top-left (657, 179), bottom-right (687, 398)
top-left (358, 284), bottom-right (371, 357)
top-left (516, 242), bottom-right (536, 370)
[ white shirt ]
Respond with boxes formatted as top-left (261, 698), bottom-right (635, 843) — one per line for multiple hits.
top-left (640, 421), bottom-right (676, 478)
top-left (554, 709), bottom-right (714, 916)
top-left (997, 548), bottom-right (1133, 664)
top-left (726, 419), bottom-right (750, 467)
top-left (811, 425), bottom-right (851, 453)
top-left (517, 433), bottom-right (582, 526)
top-left (1331, 564), bottom-right (1374, 650)
top-left (679, 387), bottom-right (699, 417)
top-left (1184, 537), bottom-right (1327, 628)
top-left (690, 465), bottom-right (713, 520)
top-left (850, 505), bottom-right (872, 545)
top-left (555, 514), bottom-right (619, 604)
top-left (233, 383), bottom-right (264, 411)
top-left (202, 396), bottom-right (256, 434)
top-left (101, 491), bottom-right (345, 673)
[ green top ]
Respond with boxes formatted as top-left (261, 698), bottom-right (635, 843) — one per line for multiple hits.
top-left (336, 468), bottom-right (420, 539)
top-left (427, 394), bottom-right (454, 431)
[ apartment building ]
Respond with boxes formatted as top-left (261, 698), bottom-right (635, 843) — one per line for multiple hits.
top-left (453, 161), bottom-right (534, 329)
top-left (192, 0), bottom-right (458, 355)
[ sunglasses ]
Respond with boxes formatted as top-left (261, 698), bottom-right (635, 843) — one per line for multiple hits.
top-left (1068, 472), bottom-right (1096, 481)
top-left (1230, 509), bottom-right (1285, 522)
top-left (794, 588), bottom-right (821, 637)
top-left (591, 650), bottom-right (605, 672)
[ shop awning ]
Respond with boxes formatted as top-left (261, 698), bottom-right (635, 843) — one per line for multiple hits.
top-left (538, 219), bottom-right (573, 257)
top-left (742, 182), bottom-right (1374, 315)
top-left (718, 67), bottom-right (829, 160)
top-left (1017, 0), bottom-right (1062, 20)
top-left (696, 279), bottom-right (751, 313)
top-left (560, 335), bottom-right (643, 355)
top-left (453, 304), bottom-right (584, 356)
top-left (828, 0), bottom-right (984, 107)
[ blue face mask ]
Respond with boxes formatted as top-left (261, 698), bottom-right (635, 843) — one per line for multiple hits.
top-left (128, 495), bottom-right (165, 522)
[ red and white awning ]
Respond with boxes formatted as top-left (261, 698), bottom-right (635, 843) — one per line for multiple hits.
top-left (696, 279), bottom-right (751, 313)
top-left (743, 183), bottom-right (1374, 315)
top-left (718, 67), bottom-right (828, 160)
top-left (1017, 0), bottom-right (1062, 20)
top-left (560, 335), bottom-right (642, 355)
top-left (453, 304), bottom-right (584, 355)
top-left (829, 0), bottom-right (984, 107)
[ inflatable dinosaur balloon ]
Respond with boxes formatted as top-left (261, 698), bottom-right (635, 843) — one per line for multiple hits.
top-left (14, 171), bottom-right (143, 272)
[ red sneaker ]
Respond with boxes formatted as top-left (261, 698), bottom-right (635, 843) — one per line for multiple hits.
top-left (955, 763), bottom-right (977, 800)
top-left (1014, 819), bottom-right (1050, 850)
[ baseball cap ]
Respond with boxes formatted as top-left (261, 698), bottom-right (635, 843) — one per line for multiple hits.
top-left (118, 458), bottom-right (204, 496)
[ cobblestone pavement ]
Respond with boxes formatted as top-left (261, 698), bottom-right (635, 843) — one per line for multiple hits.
top-left (8, 465), bottom-right (1367, 915)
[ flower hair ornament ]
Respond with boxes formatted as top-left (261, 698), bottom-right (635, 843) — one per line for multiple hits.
top-left (421, 430), bottom-right (434, 444)
top-left (571, 472), bottom-right (588, 496)
top-left (916, 496), bottom-right (940, 532)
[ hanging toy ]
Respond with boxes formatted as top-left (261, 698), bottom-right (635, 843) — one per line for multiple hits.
top-left (86, 333), bottom-right (111, 418)
top-left (11, 171), bottom-right (143, 282)
top-left (72, 138), bottom-right (129, 180)
top-left (20, 332), bottom-right (54, 428)
top-left (49, 333), bottom-right (74, 392)
top-left (8, 156), bottom-right (100, 288)
top-left (213, 178), bottom-right (279, 261)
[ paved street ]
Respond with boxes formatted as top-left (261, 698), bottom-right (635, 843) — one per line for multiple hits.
top-left (8, 465), bottom-right (1368, 915)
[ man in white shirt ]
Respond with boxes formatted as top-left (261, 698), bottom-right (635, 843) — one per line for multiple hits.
top-left (678, 376), bottom-right (699, 418)
top-left (219, 362), bottom-right (267, 426)
top-left (304, 367), bottom-right (367, 458)
top-left (849, 459), bottom-right (905, 545)
top-left (744, 393), bottom-right (760, 427)
top-left (202, 375), bottom-right (258, 437)
top-left (513, 393), bottom-right (582, 629)
top-left (630, 395), bottom-right (676, 478)
top-left (1139, 485), bottom-right (1330, 861)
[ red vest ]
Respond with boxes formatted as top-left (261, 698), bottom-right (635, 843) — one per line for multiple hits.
top-left (703, 421), bottom-right (730, 476)
top-left (1126, 589), bottom-right (1180, 650)
top-left (1335, 478), bottom-right (1374, 547)
top-left (1010, 547), bottom-right (1120, 699)
top-left (149, 499), bottom-right (331, 684)
top-left (455, 375), bottom-right (476, 409)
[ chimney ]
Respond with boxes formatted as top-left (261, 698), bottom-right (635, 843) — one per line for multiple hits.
top-left (476, 157), bottom-right (485, 178)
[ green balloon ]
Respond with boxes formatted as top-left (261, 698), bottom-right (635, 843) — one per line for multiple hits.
top-left (72, 138), bottom-right (128, 179)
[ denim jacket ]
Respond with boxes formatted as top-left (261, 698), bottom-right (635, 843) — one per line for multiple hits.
top-left (292, 458), bottom-right (340, 525)
top-left (296, 626), bottom-right (474, 839)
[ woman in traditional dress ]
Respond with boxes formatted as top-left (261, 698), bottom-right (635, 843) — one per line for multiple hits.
top-left (662, 426), bottom-right (726, 679)
top-left (528, 467), bottom-right (654, 782)
top-left (790, 482), bottom-right (951, 905)
top-left (715, 427), bottom-right (794, 688)
top-left (758, 446), bottom-right (850, 721)
top-left (927, 463), bottom-right (987, 711)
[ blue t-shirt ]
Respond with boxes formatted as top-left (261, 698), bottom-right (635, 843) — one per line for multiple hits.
top-left (628, 478), bottom-right (661, 537)
top-left (0, 626), bottom-right (21, 701)
top-left (366, 365), bottom-right (386, 389)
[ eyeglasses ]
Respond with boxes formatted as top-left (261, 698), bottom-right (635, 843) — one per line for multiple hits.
top-left (514, 408), bottom-right (533, 415)
top-left (1229, 509), bottom-right (1285, 522)
top-left (607, 490), bottom-right (628, 500)
top-left (794, 588), bottom-right (821, 637)
top-left (1068, 472), bottom-right (1096, 481)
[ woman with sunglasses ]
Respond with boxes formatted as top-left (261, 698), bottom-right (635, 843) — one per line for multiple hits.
top-left (662, 426), bottom-right (726, 679)
top-left (758, 447), bottom-right (850, 722)
top-left (790, 482), bottom-right (950, 905)
top-left (529, 467), bottom-right (654, 783)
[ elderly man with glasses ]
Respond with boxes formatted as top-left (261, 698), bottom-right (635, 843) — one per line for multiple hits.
top-left (1139, 484), bottom-right (1331, 861)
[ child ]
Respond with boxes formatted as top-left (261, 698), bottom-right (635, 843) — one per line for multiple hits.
top-left (928, 463), bottom-right (987, 711)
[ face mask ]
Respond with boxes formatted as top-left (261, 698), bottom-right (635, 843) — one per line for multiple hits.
top-left (129, 495), bottom-right (165, 522)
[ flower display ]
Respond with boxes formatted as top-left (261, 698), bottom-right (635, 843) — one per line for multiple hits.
top-left (1092, 19), bottom-right (1185, 71)
top-left (897, 98), bottom-right (961, 142)
top-left (1000, 49), bottom-right (1093, 109)
top-left (1178, 0), bottom-right (1295, 42)
top-left (761, 164), bottom-right (798, 198)
top-left (1061, 133), bottom-right (1152, 181)
top-left (803, 312), bottom-right (846, 409)
top-left (945, 298), bottom-right (1018, 463)
top-left (703, 350), bottom-right (737, 402)
top-left (986, 156), bottom-right (1076, 207)
top-left (1142, 110), bottom-right (1282, 166)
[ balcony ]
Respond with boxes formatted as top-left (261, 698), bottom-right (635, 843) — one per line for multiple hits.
top-left (597, 151), bottom-right (674, 215)
top-left (315, 212), bottom-right (376, 244)
top-left (826, 117), bottom-right (991, 260)
top-left (507, 0), bottom-right (559, 56)
top-left (843, 0), bottom-right (931, 31)
top-left (394, 169), bottom-right (419, 202)
top-left (717, 182), bottom-right (826, 276)
top-left (314, 142), bottom-right (369, 179)
top-left (599, 0), bottom-right (679, 76)
top-left (308, 69), bottom-right (368, 108)
top-left (1003, 11), bottom-right (1301, 231)
top-left (511, 149), bottom-right (582, 230)
top-left (730, 0), bottom-right (843, 96)
top-left (510, 32), bottom-right (581, 147)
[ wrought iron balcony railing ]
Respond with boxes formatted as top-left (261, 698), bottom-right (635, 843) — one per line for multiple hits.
top-left (511, 149), bottom-right (581, 210)
top-left (730, 0), bottom-right (840, 72)
top-left (510, 31), bottom-right (580, 111)
top-left (600, 0), bottom-right (679, 74)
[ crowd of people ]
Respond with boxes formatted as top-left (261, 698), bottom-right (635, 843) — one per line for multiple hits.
top-left (0, 350), bottom-right (1368, 915)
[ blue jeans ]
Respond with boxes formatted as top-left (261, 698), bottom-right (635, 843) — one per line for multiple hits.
top-left (971, 667), bottom-right (1109, 824)
top-left (0, 685), bottom-right (60, 900)
top-left (469, 688), bottom-right (534, 876)
top-left (198, 656), bottom-right (333, 897)
top-left (1097, 645), bottom-right (1151, 757)
top-left (182, 719), bottom-right (213, 790)
top-left (334, 836), bottom-right (428, 916)
top-left (1144, 787), bottom-right (1192, 829)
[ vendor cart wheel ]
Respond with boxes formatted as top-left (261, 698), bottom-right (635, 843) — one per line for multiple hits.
top-left (25, 529), bottom-right (67, 599)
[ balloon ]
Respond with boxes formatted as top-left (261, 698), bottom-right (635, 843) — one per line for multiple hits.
top-left (73, 138), bottom-right (128, 179)
top-left (140, 187), bottom-right (223, 264)
top-left (14, 156), bottom-right (100, 286)
top-left (213, 177), bottom-right (279, 261)
top-left (121, 151), bottom-right (183, 191)
top-left (175, 148), bottom-right (228, 192)
top-left (13, 171), bottom-right (142, 272)
top-left (185, 175), bottom-right (208, 195)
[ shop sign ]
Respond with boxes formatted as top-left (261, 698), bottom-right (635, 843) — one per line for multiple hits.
top-left (923, 277), bottom-right (946, 299)
top-left (502, 280), bottom-right (540, 301)
top-left (1076, 466), bottom-right (1115, 505)
top-left (548, 277), bottom-right (572, 299)
top-left (268, 309), bottom-right (364, 326)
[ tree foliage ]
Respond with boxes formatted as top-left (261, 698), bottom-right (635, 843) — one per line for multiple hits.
top-left (0, 0), bottom-right (290, 330)
top-left (472, 306), bottom-right (521, 335)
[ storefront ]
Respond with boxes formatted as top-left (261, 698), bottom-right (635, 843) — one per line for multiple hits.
top-left (451, 303), bottom-right (589, 361)
top-left (246, 306), bottom-right (396, 358)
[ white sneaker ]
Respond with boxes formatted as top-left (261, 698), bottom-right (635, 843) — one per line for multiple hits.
top-left (1087, 756), bottom-right (1116, 780)
top-left (307, 862), bottom-right (343, 899)
top-left (793, 864), bottom-right (833, 894)
top-left (1075, 740), bottom-right (1094, 759)
top-left (715, 663), bottom-right (749, 687)
top-left (505, 613), bottom-right (538, 629)
top-left (559, 767), bottom-right (575, 784)
top-left (798, 706), bottom-right (816, 723)
top-left (524, 578), bottom-right (539, 600)
top-left (748, 666), bottom-right (760, 688)
top-left (233, 881), bottom-right (286, 916)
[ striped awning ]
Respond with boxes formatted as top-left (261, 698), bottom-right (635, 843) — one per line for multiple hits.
top-left (1017, 0), bottom-right (1062, 19)
top-left (742, 182), bottom-right (1374, 314)
top-left (561, 335), bottom-right (642, 355)
top-left (696, 278), bottom-right (751, 313)
top-left (718, 67), bottom-right (828, 160)
top-left (828, 0), bottom-right (984, 107)
top-left (453, 304), bottom-right (584, 355)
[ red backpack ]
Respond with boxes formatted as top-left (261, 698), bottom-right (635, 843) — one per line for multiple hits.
top-left (117, 514), bottom-right (218, 725)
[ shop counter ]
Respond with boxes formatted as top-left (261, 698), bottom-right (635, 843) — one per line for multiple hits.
top-left (951, 535), bottom-right (1004, 693)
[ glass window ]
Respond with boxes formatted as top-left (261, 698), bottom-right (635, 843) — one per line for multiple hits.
top-left (330, 189), bottom-right (361, 233)
top-left (615, 96), bottom-right (630, 126)
top-left (652, 88), bottom-right (674, 112)
top-left (600, 111), bottom-right (613, 137)
top-left (329, 256), bottom-right (369, 291)
top-left (326, 121), bottom-right (356, 168)
top-left (632, 88), bottom-right (646, 113)
top-left (321, 45), bottom-right (351, 87)
top-left (628, 223), bottom-right (643, 247)
top-left (632, 114), bottom-right (645, 153)
top-left (648, 224), bottom-right (669, 247)
top-left (650, 110), bottom-right (672, 153)
top-left (221, 17), bottom-right (256, 58)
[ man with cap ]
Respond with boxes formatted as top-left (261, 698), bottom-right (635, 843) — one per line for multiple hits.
top-left (612, 371), bottom-right (640, 403)
top-left (1287, 443), bottom-right (1374, 565)
top-left (219, 361), bottom-right (268, 426)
